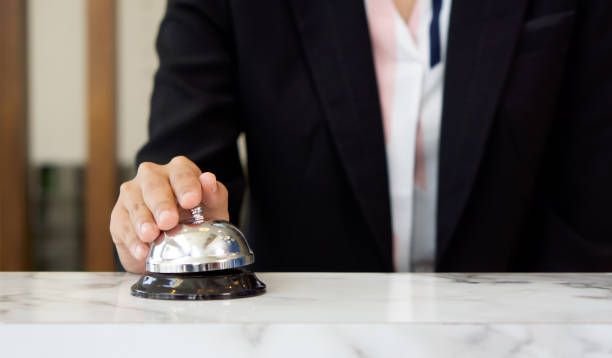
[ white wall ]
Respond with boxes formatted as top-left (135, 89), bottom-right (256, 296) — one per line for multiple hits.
top-left (117, 0), bottom-right (166, 166)
top-left (27, 0), bottom-right (166, 166)
top-left (28, 0), bottom-right (86, 165)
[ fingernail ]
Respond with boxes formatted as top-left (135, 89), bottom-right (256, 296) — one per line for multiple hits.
top-left (207, 173), bottom-right (218, 193)
top-left (159, 210), bottom-right (174, 224)
top-left (140, 222), bottom-right (155, 238)
top-left (201, 172), bottom-right (217, 193)
top-left (180, 191), bottom-right (198, 205)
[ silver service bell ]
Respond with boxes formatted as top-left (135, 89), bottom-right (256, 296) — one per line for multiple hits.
top-left (146, 206), bottom-right (254, 273)
top-left (131, 205), bottom-right (265, 300)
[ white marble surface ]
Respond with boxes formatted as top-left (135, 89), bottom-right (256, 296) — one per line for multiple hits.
top-left (2, 272), bottom-right (612, 357)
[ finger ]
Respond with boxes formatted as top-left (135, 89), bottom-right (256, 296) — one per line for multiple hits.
top-left (110, 205), bottom-right (149, 273)
top-left (168, 156), bottom-right (202, 209)
top-left (139, 169), bottom-right (179, 231)
top-left (119, 181), bottom-right (159, 243)
top-left (199, 172), bottom-right (230, 221)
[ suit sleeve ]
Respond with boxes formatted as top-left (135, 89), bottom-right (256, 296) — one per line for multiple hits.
top-left (136, 0), bottom-right (245, 221)
top-left (545, 0), bottom-right (612, 255)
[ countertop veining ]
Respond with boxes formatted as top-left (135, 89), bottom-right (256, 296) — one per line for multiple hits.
top-left (2, 272), bottom-right (612, 357)
top-left (2, 272), bottom-right (612, 324)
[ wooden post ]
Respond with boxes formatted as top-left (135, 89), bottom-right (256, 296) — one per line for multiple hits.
top-left (85, 0), bottom-right (117, 271)
top-left (0, 0), bottom-right (29, 270)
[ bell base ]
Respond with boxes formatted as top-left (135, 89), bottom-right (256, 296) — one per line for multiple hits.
top-left (130, 267), bottom-right (266, 300)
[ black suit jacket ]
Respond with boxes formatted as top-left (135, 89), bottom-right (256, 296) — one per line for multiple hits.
top-left (137, 0), bottom-right (612, 272)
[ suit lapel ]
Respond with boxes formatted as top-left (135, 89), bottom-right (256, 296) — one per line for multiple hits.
top-left (437, 0), bottom-right (530, 263)
top-left (287, 0), bottom-right (393, 270)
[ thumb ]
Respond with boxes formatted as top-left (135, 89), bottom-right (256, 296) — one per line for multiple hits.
top-left (199, 172), bottom-right (230, 221)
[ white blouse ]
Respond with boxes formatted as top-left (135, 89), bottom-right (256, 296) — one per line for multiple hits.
top-left (365, 0), bottom-right (452, 271)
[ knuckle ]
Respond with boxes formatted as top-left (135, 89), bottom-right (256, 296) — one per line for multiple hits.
top-left (137, 161), bottom-right (156, 176)
top-left (170, 156), bottom-right (201, 174)
top-left (119, 181), bottom-right (132, 195)
top-left (169, 155), bottom-right (188, 166)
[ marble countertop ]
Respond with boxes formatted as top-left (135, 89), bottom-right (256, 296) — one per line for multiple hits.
top-left (2, 272), bottom-right (612, 357)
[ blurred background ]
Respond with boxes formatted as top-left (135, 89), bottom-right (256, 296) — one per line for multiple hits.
top-left (0, 0), bottom-right (167, 271)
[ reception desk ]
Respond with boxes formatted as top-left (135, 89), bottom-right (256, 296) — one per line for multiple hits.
top-left (1, 272), bottom-right (612, 357)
